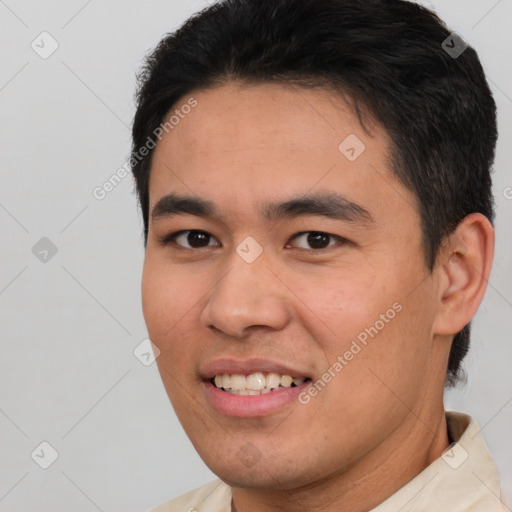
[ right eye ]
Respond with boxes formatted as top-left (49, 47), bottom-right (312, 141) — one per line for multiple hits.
top-left (159, 230), bottom-right (221, 249)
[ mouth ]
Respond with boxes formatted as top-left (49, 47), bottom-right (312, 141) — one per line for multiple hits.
top-left (211, 372), bottom-right (311, 396)
top-left (201, 359), bottom-right (313, 417)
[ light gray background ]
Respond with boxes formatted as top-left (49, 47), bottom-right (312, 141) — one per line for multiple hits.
top-left (1, 0), bottom-right (511, 511)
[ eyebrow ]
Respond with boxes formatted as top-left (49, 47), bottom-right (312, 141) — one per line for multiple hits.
top-left (151, 191), bottom-right (374, 225)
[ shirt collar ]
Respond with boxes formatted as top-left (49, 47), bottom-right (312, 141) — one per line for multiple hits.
top-left (370, 411), bottom-right (504, 511)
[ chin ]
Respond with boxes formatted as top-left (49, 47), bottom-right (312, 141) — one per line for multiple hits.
top-left (199, 450), bottom-right (321, 491)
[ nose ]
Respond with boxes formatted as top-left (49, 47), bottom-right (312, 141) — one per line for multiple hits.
top-left (200, 250), bottom-right (291, 339)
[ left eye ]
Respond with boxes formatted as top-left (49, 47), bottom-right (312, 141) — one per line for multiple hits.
top-left (287, 231), bottom-right (345, 250)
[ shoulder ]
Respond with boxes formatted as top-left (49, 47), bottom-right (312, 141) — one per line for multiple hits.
top-left (147, 479), bottom-right (232, 512)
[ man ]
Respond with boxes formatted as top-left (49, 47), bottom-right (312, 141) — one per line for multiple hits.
top-left (130, 0), bottom-right (505, 510)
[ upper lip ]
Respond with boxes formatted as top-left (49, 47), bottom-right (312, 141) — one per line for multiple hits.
top-left (201, 358), bottom-right (312, 380)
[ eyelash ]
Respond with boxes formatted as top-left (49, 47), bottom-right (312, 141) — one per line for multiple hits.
top-left (158, 230), bottom-right (348, 252)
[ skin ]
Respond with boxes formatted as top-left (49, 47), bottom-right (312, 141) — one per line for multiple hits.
top-left (141, 82), bottom-right (494, 512)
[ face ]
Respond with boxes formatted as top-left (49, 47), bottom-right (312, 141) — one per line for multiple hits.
top-left (142, 82), bottom-right (448, 490)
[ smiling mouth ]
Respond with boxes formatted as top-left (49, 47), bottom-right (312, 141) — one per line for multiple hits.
top-left (211, 372), bottom-right (311, 396)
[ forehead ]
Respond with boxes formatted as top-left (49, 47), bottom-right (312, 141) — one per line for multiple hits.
top-left (148, 81), bottom-right (417, 227)
top-left (154, 81), bottom-right (387, 160)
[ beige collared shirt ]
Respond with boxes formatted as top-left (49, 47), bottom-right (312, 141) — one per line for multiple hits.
top-left (149, 411), bottom-right (505, 512)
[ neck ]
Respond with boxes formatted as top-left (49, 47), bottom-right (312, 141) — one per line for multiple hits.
top-left (231, 407), bottom-right (449, 512)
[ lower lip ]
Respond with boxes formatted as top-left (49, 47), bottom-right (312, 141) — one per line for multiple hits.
top-left (203, 380), bottom-right (310, 418)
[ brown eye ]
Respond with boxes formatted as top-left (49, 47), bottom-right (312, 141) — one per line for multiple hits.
top-left (288, 231), bottom-right (345, 250)
top-left (162, 230), bottom-right (220, 249)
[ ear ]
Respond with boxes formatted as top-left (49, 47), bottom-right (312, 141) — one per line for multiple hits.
top-left (433, 213), bottom-right (495, 335)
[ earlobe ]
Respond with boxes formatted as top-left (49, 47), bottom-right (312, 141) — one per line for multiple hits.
top-left (433, 213), bottom-right (495, 336)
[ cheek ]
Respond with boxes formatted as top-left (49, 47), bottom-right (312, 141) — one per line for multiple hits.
top-left (318, 280), bottom-right (434, 411)
top-left (295, 264), bottom-right (432, 372)
top-left (141, 259), bottom-right (194, 340)
top-left (293, 267), bottom-right (387, 348)
top-left (141, 261), bottom-right (201, 405)
top-left (141, 261), bottom-right (166, 338)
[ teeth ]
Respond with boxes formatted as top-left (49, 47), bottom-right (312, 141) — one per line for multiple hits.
top-left (246, 372), bottom-right (265, 390)
top-left (280, 375), bottom-right (293, 387)
top-left (266, 373), bottom-right (281, 389)
top-left (212, 372), bottom-right (308, 394)
top-left (231, 374), bottom-right (247, 390)
top-left (222, 374), bottom-right (231, 389)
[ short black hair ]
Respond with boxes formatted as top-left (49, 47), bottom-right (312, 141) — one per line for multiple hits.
top-left (131, 0), bottom-right (497, 387)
